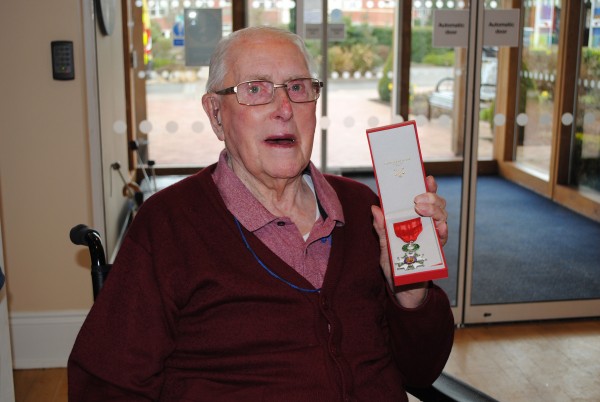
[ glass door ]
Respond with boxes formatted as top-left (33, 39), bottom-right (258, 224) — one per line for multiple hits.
top-left (513, 0), bottom-right (558, 180)
top-left (466, 0), bottom-right (600, 323)
top-left (570, 0), bottom-right (600, 209)
top-left (403, 0), bottom-right (472, 316)
top-left (135, 0), bottom-right (234, 168)
top-left (396, 0), bottom-right (600, 324)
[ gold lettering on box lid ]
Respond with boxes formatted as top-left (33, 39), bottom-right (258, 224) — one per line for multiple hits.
top-left (384, 158), bottom-right (411, 178)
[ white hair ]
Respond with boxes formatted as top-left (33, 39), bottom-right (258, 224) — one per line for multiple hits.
top-left (205, 26), bottom-right (317, 93)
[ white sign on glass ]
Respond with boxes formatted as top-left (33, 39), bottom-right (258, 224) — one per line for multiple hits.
top-left (432, 10), bottom-right (469, 48)
top-left (483, 9), bottom-right (520, 47)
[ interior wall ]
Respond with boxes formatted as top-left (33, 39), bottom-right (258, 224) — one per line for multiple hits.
top-left (0, 0), bottom-right (127, 315)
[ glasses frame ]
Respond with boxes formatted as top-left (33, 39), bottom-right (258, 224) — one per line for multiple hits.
top-left (214, 78), bottom-right (324, 106)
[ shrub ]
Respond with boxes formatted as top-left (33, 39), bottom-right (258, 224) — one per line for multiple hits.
top-left (351, 43), bottom-right (380, 73)
top-left (372, 26), bottom-right (393, 47)
top-left (328, 46), bottom-right (353, 73)
top-left (378, 52), bottom-right (394, 102)
top-left (411, 27), bottom-right (433, 63)
top-left (423, 51), bottom-right (455, 66)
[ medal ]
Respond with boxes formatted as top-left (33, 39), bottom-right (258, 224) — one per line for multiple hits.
top-left (393, 217), bottom-right (422, 252)
top-left (393, 218), bottom-right (426, 271)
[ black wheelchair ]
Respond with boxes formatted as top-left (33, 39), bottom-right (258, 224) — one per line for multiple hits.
top-left (70, 224), bottom-right (496, 402)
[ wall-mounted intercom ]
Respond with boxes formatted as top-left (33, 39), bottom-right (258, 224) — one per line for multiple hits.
top-left (51, 41), bottom-right (75, 80)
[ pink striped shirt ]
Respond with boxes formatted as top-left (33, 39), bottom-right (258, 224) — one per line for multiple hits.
top-left (212, 151), bottom-right (345, 288)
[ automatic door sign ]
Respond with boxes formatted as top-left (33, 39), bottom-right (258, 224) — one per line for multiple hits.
top-left (483, 9), bottom-right (520, 47)
top-left (432, 10), bottom-right (469, 48)
top-left (433, 9), bottom-right (521, 49)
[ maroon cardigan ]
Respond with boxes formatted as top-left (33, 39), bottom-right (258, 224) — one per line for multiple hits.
top-left (68, 165), bottom-right (454, 401)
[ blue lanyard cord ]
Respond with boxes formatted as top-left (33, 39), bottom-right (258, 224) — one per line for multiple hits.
top-left (233, 217), bottom-right (321, 294)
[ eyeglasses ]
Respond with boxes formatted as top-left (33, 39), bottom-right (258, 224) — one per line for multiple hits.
top-left (214, 78), bottom-right (323, 106)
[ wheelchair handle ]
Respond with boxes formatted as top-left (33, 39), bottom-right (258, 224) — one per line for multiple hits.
top-left (70, 224), bottom-right (109, 299)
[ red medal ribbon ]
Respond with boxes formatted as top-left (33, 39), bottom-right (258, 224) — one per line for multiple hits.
top-left (393, 218), bottom-right (423, 243)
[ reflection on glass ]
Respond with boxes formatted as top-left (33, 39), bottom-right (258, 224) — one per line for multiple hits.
top-left (143, 2), bottom-right (233, 166)
top-left (323, 19), bottom-right (394, 170)
top-left (249, 1), bottom-right (396, 170)
top-left (572, 3), bottom-right (600, 199)
top-left (479, 45), bottom-right (497, 160)
top-left (515, 0), bottom-right (560, 178)
top-left (140, 1), bottom-right (498, 169)
top-left (410, 1), bottom-right (497, 162)
top-left (411, 1), bottom-right (466, 162)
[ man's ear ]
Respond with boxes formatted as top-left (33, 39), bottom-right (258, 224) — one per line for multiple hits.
top-left (201, 94), bottom-right (224, 140)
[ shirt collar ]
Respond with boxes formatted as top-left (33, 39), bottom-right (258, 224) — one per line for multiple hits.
top-left (212, 150), bottom-right (345, 232)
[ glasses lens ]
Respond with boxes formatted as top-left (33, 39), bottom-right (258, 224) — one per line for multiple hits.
top-left (236, 81), bottom-right (274, 105)
top-left (286, 79), bottom-right (320, 103)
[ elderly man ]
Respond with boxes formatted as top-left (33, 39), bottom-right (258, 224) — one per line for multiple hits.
top-left (69, 26), bottom-right (453, 401)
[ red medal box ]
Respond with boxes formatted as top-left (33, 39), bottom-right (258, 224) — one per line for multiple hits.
top-left (367, 121), bottom-right (448, 287)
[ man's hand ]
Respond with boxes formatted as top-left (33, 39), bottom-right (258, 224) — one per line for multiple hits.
top-left (371, 175), bottom-right (448, 308)
top-left (415, 176), bottom-right (448, 247)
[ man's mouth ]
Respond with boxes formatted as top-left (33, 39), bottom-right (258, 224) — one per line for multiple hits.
top-left (265, 136), bottom-right (296, 145)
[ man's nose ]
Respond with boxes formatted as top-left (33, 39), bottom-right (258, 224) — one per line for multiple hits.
top-left (272, 86), bottom-right (294, 117)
